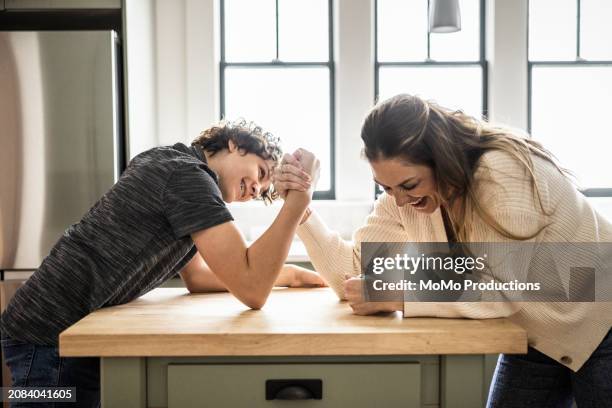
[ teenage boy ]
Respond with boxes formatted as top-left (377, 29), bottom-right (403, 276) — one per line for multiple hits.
top-left (0, 120), bottom-right (323, 407)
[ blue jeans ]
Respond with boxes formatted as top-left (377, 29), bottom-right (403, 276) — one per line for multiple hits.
top-left (1, 337), bottom-right (100, 408)
top-left (487, 329), bottom-right (612, 407)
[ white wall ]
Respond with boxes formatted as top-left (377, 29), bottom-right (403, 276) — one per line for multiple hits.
top-left (154, 0), bottom-right (187, 145)
top-left (486, 0), bottom-right (528, 129)
top-left (153, 0), bottom-right (219, 146)
top-left (334, 0), bottom-right (376, 201)
top-left (123, 0), bottom-right (158, 158)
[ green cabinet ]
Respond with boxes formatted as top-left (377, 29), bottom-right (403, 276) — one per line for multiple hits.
top-left (140, 356), bottom-right (443, 408)
top-left (168, 363), bottom-right (421, 408)
top-left (101, 354), bottom-right (498, 407)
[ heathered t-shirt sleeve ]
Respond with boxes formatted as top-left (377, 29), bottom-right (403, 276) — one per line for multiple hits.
top-left (163, 161), bottom-right (234, 239)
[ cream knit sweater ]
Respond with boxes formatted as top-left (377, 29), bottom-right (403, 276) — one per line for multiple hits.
top-left (297, 149), bottom-right (612, 371)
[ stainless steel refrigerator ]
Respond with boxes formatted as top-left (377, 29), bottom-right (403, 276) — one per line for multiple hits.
top-left (0, 30), bottom-right (122, 278)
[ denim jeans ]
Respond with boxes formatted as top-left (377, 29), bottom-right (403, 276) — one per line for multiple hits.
top-left (487, 329), bottom-right (612, 408)
top-left (1, 337), bottom-right (100, 408)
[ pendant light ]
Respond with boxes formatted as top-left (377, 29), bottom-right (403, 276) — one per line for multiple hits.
top-left (429, 0), bottom-right (462, 33)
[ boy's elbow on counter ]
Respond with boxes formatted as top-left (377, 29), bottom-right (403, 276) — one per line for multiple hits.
top-left (183, 281), bottom-right (200, 294)
top-left (243, 298), bottom-right (266, 310)
top-left (239, 292), bottom-right (269, 310)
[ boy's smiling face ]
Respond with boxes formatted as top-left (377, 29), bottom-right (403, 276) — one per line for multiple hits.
top-left (213, 141), bottom-right (274, 203)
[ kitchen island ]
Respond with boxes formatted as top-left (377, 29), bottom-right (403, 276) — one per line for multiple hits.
top-left (60, 288), bottom-right (526, 408)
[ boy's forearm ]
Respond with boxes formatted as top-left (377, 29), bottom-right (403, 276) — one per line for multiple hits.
top-left (189, 192), bottom-right (308, 308)
top-left (179, 253), bottom-right (228, 292)
top-left (244, 191), bottom-right (309, 303)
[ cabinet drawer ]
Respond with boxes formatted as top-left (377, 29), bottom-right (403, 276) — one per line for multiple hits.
top-left (168, 363), bottom-right (421, 408)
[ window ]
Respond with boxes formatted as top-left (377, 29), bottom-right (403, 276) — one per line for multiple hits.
top-left (529, 0), bottom-right (612, 195)
top-left (220, 0), bottom-right (335, 199)
top-left (374, 0), bottom-right (487, 197)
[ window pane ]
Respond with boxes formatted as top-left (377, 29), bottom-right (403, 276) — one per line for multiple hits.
top-left (531, 66), bottom-right (612, 189)
top-left (377, 0), bottom-right (428, 62)
top-left (224, 0), bottom-right (276, 62)
top-left (278, 0), bottom-right (329, 62)
top-left (224, 67), bottom-right (331, 190)
top-left (430, 0), bottom-right (480, 61)
top-left (580, 0), bottom-right (612, 60)
top-left (378, 66), bottom-right (483, 118)
top-left (529, 0), bottom-right (576, 61)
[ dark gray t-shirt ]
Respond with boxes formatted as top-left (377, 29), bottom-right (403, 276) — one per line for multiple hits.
top-left (1, 143), bottom-right (233, 345)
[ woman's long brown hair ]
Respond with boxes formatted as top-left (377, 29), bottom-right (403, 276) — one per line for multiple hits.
top-left (361, 94), bottom-right (568, 242)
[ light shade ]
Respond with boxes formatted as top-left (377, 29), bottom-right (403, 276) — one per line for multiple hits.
top-left (429, 0), bottom-right (462, 33)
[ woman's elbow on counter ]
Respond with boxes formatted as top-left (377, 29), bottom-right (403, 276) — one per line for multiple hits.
top-left (332, 287), bottom-right (347, 301)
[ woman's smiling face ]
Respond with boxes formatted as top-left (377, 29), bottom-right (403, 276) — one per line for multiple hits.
top-left (370, 158), bottom-right (441, 214)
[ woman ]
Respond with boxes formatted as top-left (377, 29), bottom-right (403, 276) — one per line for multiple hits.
top-left (1, 120), bottom-right (325, 408)
top-left (275, 94), bottom-right (612, 407)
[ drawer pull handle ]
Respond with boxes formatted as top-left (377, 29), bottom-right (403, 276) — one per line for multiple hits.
top-left (266, 379), bottom-right (322, 400)
top-left (276, 385), bottom-right (313, 400)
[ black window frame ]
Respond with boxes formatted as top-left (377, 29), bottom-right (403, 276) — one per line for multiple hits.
top-left (219, 0), bottom-right (336, 200)
top-left (528, 0), bottom-right (612, 197)
top-left (373, 0), bottom-right (488, 198)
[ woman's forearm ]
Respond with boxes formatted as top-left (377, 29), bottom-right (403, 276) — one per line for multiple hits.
top-left (296, 194), bottom-right (411, 300)
top-left (297, 210), bottom-right (360, 299)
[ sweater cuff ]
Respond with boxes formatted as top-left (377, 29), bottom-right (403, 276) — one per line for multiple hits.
top-left (403, 302), bottom-right (442, 318)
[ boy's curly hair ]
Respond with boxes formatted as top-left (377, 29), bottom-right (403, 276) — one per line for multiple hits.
top-left (192, 119), bottom-right (282, 204)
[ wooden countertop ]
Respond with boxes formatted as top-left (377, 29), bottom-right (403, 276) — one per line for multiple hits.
top-left (59, 288), bottom-right (527, 357)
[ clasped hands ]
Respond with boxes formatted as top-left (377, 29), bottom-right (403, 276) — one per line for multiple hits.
top-left (273, 150), bottom-right (403, 316)
top-left (272, 148), bottom-right (320, 200)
